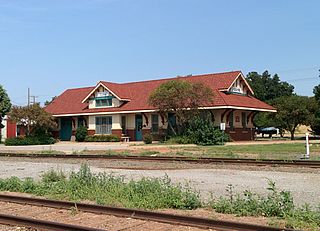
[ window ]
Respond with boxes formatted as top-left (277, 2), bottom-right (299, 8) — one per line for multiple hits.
top-left (95, 98), bottom-right (112, 107)
top-left (151, 114), bottom-right (159, 133)
top-left (121, 116), bottom-right (126, 134)
top-left (95, 116), bottom-right (112, 134)
top-left (242, 112), bottom-right (247, 128)
top-left (229, 112), bottom-right (234, 130)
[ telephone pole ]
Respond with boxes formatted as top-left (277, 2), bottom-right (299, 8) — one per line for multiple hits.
top-left (27, 88), bottom-right (30, 106)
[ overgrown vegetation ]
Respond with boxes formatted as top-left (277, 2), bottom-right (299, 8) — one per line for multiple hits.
top-left (0, 166), bottom-right (319, 230)
top-left (210, 181), bottom-right (320, 230)
top-left (0, 165), bottom-right (200, 210)
top-left (84, 135), bottom-right (120, 142)
top-left (75, 126), bottom-right (88, 142)
top-left (166, 115), bottom-right (229, 145)
top-left (4, 135), bottom-right (56, 146)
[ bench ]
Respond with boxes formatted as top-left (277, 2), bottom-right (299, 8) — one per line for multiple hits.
top-left (121, 136), bottom-right (130, 142)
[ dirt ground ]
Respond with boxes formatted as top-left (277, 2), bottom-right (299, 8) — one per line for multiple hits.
top-left (0, 192), bottom-right (285, 230)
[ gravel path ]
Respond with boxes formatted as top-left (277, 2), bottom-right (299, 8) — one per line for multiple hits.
top-left (0, 160), bottom-right (319, 206)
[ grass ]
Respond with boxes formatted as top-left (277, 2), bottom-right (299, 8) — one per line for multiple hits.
top-left (0, 166), bottom-right (319, 230)
top-left (34, 150), bottom-right (65, 155)
top-left (210, 181), bottom-right (320, 230)
top-left (168, 143), bottom-right (320, 160)
top-left (0, 165), bottom-right (201, 210)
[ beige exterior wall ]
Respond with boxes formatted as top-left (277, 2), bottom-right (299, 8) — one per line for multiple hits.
top-left (86, 109), bottom-right (255, 134)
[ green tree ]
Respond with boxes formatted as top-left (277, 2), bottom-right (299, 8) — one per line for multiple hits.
top-left (247, 71), bottom-right (295, 130)
top-left (246, 71), bottom-right (294, 102)
top-left (310, 84), bottom-right (320, 135)
top-left (272, 95), bottom-right (317, 140)
top-left (44, 96), bottom-right (57, 106)
top-left (148, 80), bottom-right (214, 135)
top-left (9, 104), bottom-right (57, 136)
top-left (0, 85), bottom-right (11, 129)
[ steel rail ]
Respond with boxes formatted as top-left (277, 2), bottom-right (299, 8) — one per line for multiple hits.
top-left (0, 194), bottom-right (293, 231)
top-left (0, 152), bottom-right (319, 168)
top-left (0, 213), bottom-right (105, 231)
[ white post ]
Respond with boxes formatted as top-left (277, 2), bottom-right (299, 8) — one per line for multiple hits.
top-left (305, 133), bottom-right (310, 159)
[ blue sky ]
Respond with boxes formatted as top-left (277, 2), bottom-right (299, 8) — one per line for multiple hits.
top-left (0, 0), bottom-right (319, 106)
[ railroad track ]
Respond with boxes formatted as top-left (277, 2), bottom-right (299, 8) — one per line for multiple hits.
top-left (0, 213), bottom-right (104, 231)
top-left (0, 152), bottom-right (319, 168)
top-left (0, 194), bottom-right (294, 231)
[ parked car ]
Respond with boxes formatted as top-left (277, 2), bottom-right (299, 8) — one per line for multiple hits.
top-left (256, 127), bottom-right (279, 138)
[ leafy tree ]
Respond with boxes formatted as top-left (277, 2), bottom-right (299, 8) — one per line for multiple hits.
top-left (246, 71), bottom-right (294, 102)
top-left (271, 95), bottom-right (317, 140)
top-left (148, 80), bottom-right (214, 135)
top-left (44, 96), bottom-right (57, 106)
top-left (247, 71), bottom-right (295, 131)
top-left (0, 85), bottom-right (11, 129)
top-left (310, 84), bottom-right (320, 135)
top-left (9, 104), bottom-right (57, 136)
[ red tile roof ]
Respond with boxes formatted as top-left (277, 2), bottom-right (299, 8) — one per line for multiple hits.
top-left (45, 71), bottom-right (275, 115)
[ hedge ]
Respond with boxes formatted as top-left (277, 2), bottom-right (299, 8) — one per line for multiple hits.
top-left (84, 135), bottom-right (120, 142)
top-left (5, 136), bottom-right (56, 146)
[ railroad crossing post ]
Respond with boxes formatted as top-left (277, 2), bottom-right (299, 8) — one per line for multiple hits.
top-left (305, 133), bottom-right (310, 159)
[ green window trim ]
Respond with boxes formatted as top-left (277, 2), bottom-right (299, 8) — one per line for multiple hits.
top-left (95, 98), bottom-right (112, 107)
top-left (151, 114), bottom-right (159, 133)
top-left (95, 116), bottom-right (112, 134)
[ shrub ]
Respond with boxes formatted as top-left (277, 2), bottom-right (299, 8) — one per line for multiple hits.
top-left (186, 116), bottom-right (229, 145)
top-left (75, 126), bottom-right (87, 142)
top-left (143, 133), bottom-right (153, 144)
top-left (84, 135), bottom-right (120, 142)
top-left (4, 135), bottom-right (56, 146)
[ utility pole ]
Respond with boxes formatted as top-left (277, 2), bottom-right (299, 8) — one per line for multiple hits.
top-left (30, 96), bottom-right (38, 105)
top-left (27, 88), bottom-right (30, 107)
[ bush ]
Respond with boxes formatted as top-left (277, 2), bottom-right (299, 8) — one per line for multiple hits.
top-left (143, 133), bottom-right (153, 144)
top-left (84, 135), bottom-right (120, 142)
top-left (75, 126), bottom-right (87, 142)
top-left (5, 135), bottom-right (56, 146)
top-left (186, 116), bottom-right (229, 145)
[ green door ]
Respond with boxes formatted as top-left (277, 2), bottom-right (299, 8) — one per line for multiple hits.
top-left (135, 115), bottom-right (143, 141)
top-left (60, 118), bottom-right (72, 141)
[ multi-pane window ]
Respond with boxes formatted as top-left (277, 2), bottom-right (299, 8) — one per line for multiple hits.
top-left (242, 112), bottom-right (247, 128)
top-left (229, 112), bottom-right (234, 130)
top-left (96, 98), bottom-right (112, 107)
top-left (95, 116), bottom-right (112, 134)
top-left (121, 116), bottom-right (126, 134)
top-left (151, 114), bottom-right (159, 133)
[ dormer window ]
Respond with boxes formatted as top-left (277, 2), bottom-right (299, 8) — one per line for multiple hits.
top-left (95, 96), bottom-right (112, 107)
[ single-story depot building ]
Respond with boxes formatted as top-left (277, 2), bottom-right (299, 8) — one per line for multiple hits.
top-left (45, 71), bottom-right (276, 141)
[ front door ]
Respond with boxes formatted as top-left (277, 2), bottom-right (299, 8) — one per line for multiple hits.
top-left (135, 114), bottom-right (143, 141)
top-left (60, 117), bottom-right (72, 141)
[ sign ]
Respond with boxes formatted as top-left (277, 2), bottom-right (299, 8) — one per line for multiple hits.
top-left (230, 87), bottom-right (241, 94)
top-left (96, 91), bottom-right (109, 97)
top-left (220, 123), bottom-right (226, 131)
